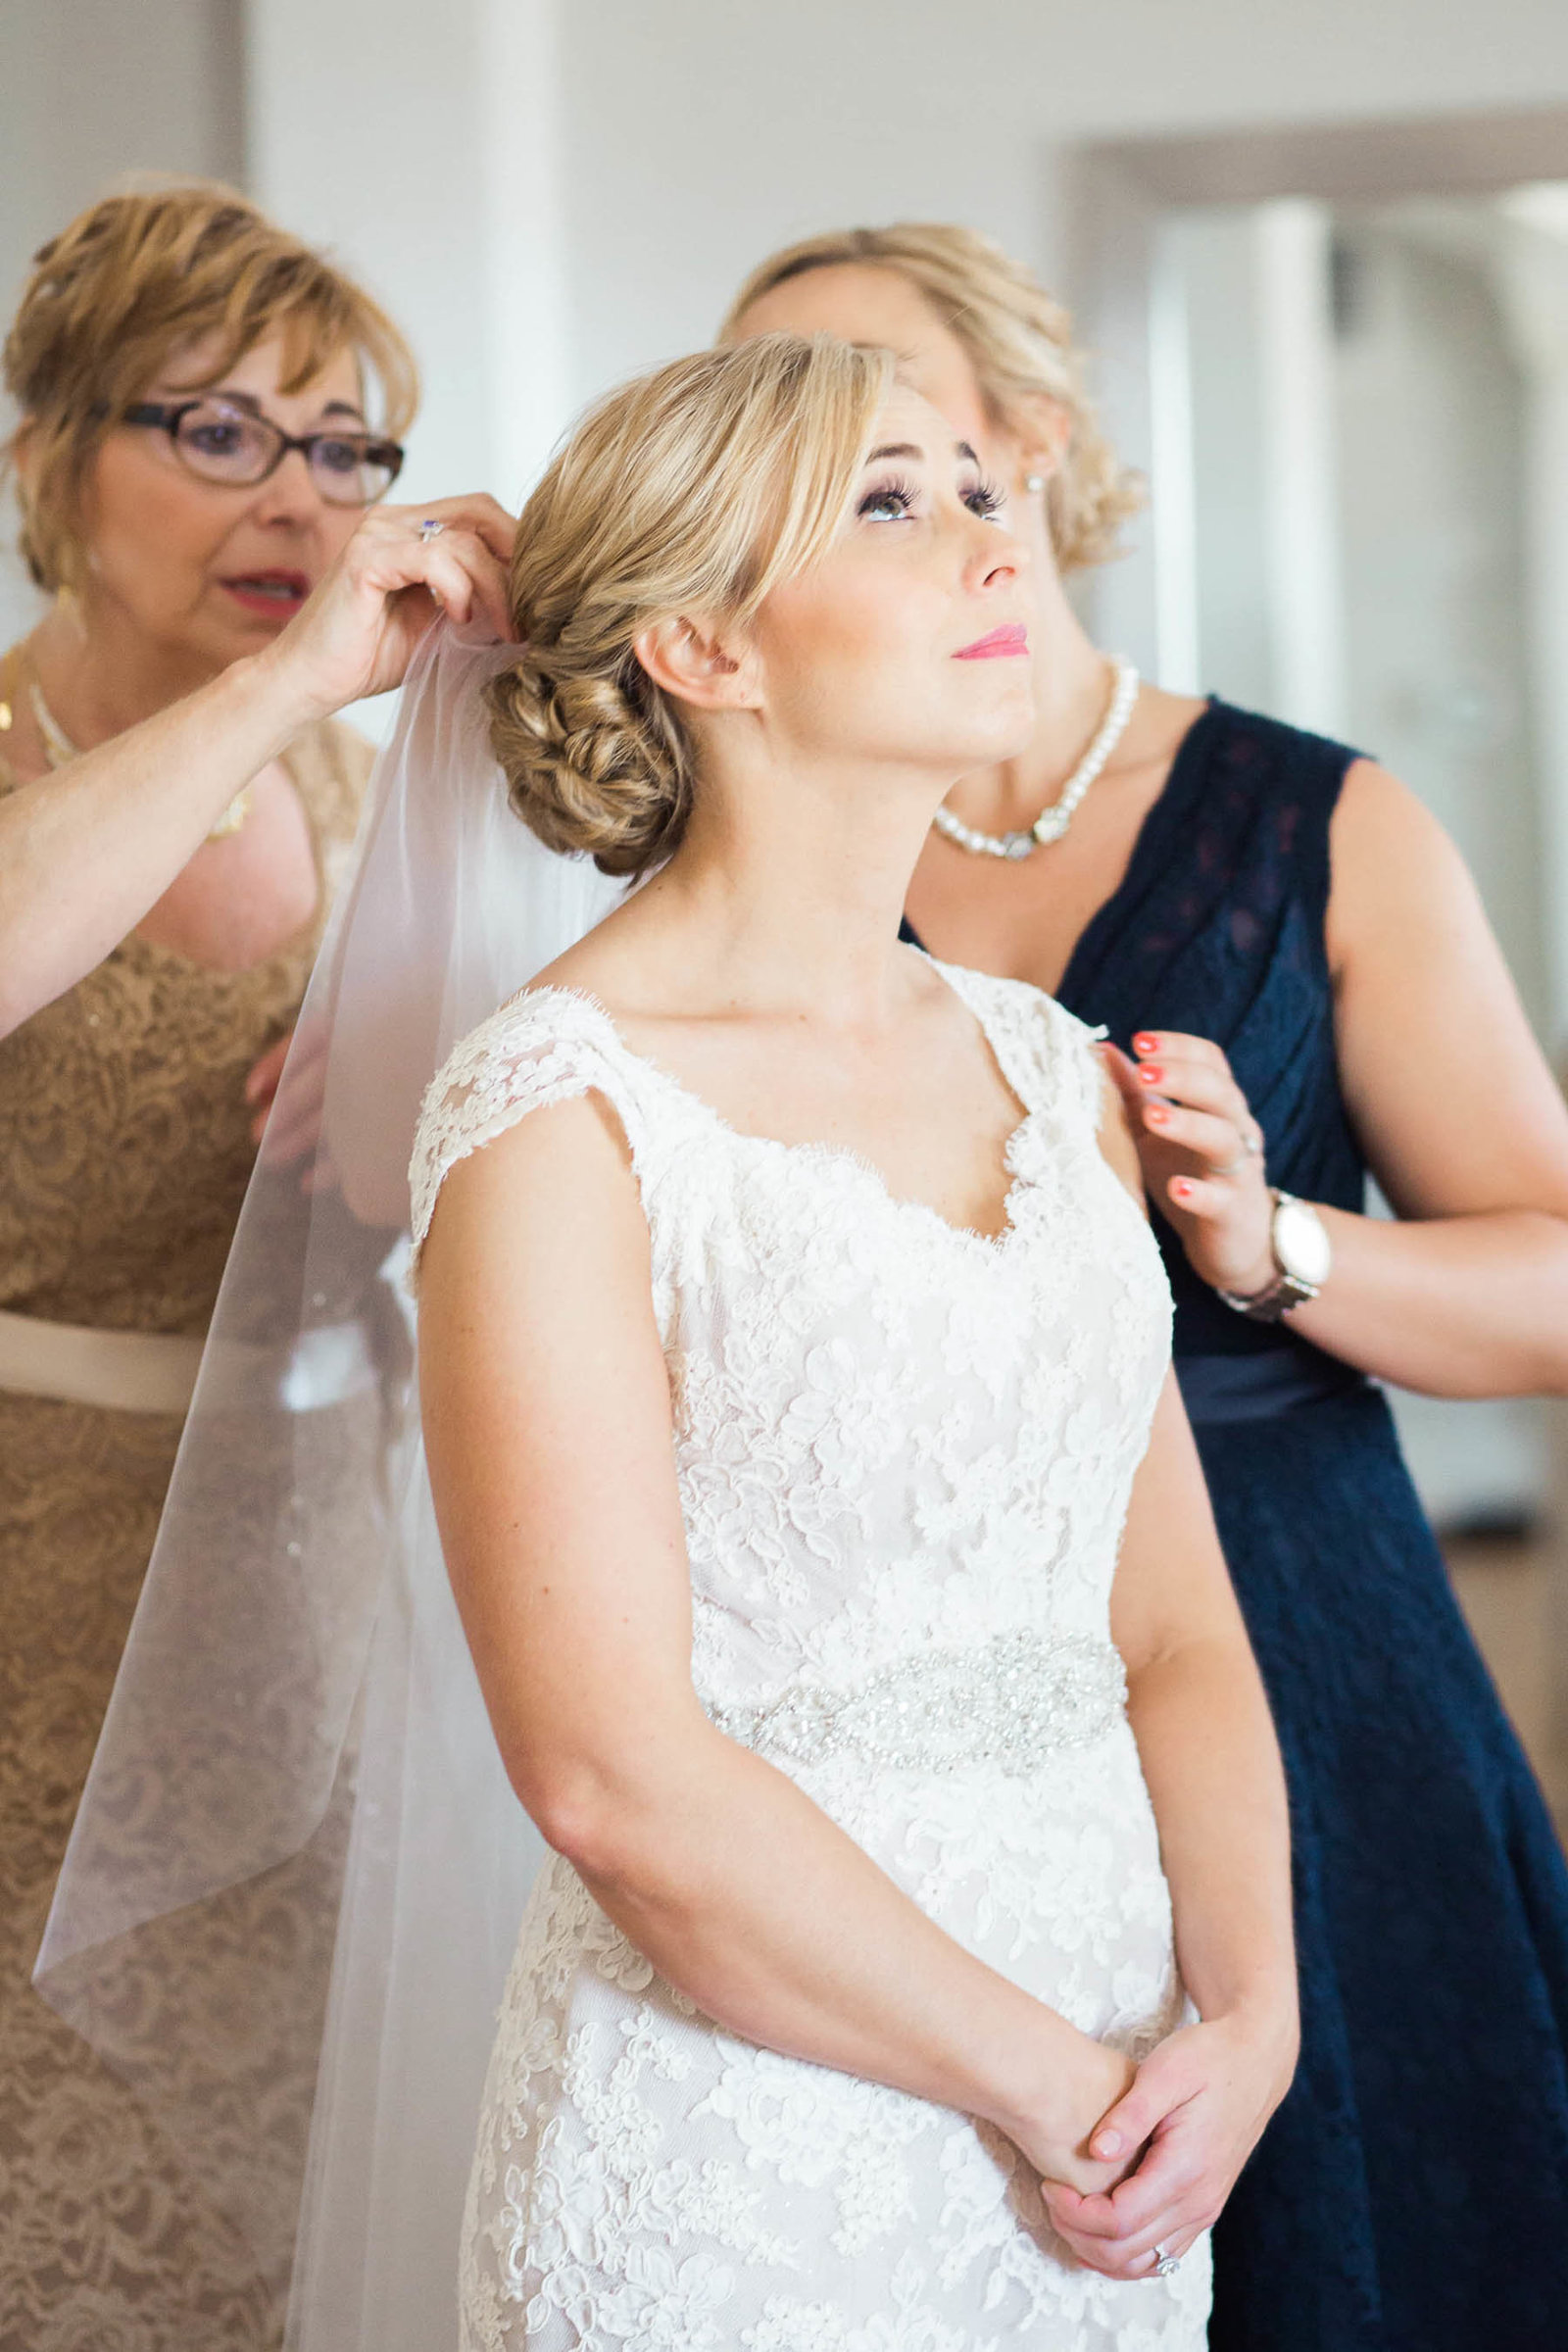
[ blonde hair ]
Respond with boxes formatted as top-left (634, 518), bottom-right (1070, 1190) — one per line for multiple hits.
top-left (487, 331), bottom-right (892, 879)
top-left (2, 177), bottom-right (419, 593)
top-left (719, 221), bottom-right (1143, 574)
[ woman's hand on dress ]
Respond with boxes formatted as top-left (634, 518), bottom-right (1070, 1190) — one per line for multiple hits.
top-left (1102, 1033), bottom-right (1275, 1296)
top-left (1038, 2011), bottom-right (1294, 2278)
top-left (253, 494), bottom-right (518, 726)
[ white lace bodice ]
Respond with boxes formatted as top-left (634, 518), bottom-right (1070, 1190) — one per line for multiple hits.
top-left (410, 963), bottom-right (1206, 2350)
top-left (411, 963), bottom-right (1170, 1735)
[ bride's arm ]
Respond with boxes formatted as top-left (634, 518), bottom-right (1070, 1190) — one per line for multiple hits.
top-left (417, 1086), bottom-right (1132, 2195)
top-left (1039, 1091), bottom-right (1298, 2277)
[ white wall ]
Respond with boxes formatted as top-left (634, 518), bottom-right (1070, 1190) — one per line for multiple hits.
top-left (0, 0), bottom-right (244, 644)
top-left (242, 0), bottom-right (567, 734)
top-left (0, 1), bottom-right (241, 306)
top-left (552, 0), bottom-right (1568, 401)
top-left (243, 0), bottom-right (568, 517)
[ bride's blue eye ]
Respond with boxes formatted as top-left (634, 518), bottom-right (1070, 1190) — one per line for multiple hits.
top-left (964, 478), bottom-right (1005, 522)
top-left (858, 478), bottom-right (917, 522)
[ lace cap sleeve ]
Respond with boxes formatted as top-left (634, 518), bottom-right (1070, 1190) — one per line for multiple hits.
top-left (407, 990), bottom-right (641, 1274)
top-left (1040, 997), bottom-right (1113, 1132)
top-left (938, 961), bottom-right (1109, 1135)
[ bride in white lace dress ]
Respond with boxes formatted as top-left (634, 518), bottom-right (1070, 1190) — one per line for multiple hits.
top-left (411, 335), bottom-right (1298, 2349)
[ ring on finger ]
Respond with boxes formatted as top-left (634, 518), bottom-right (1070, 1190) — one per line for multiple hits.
top-left (1214, 1124), bottom-right (1264, 1177)
top-left (417, 517), bottom-right (445, 544)
top-left (1150, 2241), bottom-right (1182, 2278)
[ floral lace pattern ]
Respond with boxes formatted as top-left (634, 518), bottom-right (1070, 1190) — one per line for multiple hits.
top-left (410, 966), bottom-right (1210, 2348)
top-left (0, 717), bottom-right (370, 2350)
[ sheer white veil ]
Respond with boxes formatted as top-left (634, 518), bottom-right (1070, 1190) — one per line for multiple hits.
top-left (34, 624), bottom-right (623, 2348)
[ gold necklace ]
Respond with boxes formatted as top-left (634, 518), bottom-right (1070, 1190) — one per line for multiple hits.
top-left (0, 643), bottom-right (253, 840)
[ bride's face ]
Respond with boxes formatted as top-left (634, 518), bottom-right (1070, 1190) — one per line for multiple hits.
top-left (744, 382), bottom-right (1035, 777)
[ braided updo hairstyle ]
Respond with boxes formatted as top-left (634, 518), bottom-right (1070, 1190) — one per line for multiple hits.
top-left (487, 331), bottom-right (891, 878)
top-left (719, 221), bottom-right (1143, 575)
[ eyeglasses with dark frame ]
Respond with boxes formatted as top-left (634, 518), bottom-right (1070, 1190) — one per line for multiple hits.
top-left (122, 398), bottom-right (406, 507)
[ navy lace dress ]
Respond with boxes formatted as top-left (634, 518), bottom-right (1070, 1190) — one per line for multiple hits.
top-left (917, 698), bottom-right (1568, 2349)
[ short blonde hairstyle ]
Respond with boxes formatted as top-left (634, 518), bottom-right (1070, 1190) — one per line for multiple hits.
top-left (3, 177), bottom-right (419, 593)
top-left (487, 331), bottom-right (892, 878)
top-left (720, 221), bottom-right (1143, 575)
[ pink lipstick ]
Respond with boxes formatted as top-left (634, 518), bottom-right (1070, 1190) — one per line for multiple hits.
top-left (954, 623), bottom-right (1028, 661)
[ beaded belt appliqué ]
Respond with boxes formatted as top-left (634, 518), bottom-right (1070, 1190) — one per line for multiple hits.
top-left (709, 1628), bottom-right (1127, 1776)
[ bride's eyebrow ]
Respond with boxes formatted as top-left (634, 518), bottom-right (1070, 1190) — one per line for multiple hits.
top-left (863, 438), bottom-right (982, 466)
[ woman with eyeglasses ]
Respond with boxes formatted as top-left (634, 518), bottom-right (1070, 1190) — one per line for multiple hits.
top-left (0, 179), bottom-right (513, 2345)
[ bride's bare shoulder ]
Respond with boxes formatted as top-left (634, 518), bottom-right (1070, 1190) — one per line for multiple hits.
top-left (524, 888), bottom-right (672, 1019)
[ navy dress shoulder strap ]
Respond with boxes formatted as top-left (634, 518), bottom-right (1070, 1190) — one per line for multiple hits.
top-left (1054, 699), bottom-right (1367, 1387)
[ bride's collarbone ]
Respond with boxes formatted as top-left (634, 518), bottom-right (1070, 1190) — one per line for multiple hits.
top-left (606, 1011), bottom-right (1026, 1239)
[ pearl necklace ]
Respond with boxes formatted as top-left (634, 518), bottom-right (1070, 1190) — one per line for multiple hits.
top-left (0, 646), bottom-right (253, 840)
top-left (932, 658), bottom-right (1141, 860)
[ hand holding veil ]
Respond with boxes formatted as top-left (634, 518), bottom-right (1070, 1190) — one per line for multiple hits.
top-left (35, 625), bottom-right (622, 2350)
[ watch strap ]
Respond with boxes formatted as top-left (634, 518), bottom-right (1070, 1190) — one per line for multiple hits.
top-left (1216, 1190), bottom-right (1324, 1322)
top-left (1215, 1267), bottom-right (1319, 1322)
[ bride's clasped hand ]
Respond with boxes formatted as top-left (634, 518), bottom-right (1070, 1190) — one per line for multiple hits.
top-left (1046, 2005), bottom-right (1301, 2276)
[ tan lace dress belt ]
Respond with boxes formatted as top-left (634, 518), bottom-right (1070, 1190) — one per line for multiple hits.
top-left (0, 1305), bottom-right (381, 1416)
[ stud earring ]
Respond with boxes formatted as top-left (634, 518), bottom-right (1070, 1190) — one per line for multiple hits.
top-left (1024, 473), bottom-right (1048, 493)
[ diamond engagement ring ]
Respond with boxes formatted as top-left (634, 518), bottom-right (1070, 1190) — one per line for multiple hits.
top-left (1152, 2243), bottom-right (1182, 2278)
top-left (417, 518), bottom-right (445, 543)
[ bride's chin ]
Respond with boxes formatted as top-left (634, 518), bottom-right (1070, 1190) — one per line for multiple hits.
top-left (960, 713), bottom-right (1037, 765)
top-left (956, 682), bottom-right (1037, 751)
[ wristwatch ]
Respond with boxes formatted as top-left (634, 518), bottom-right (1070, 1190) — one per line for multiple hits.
top-left (1216, 1191), bottom-right (1332, 1321)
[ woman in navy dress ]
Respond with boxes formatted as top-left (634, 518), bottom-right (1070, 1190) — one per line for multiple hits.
top-left (724, 225), bottom-right (1568, 2349)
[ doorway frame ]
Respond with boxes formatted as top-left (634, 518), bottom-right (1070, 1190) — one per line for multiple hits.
top-left (1057, 101), bottom-right (1568, 1807)
top-left (1060, 101), bottom-right (1568, 665)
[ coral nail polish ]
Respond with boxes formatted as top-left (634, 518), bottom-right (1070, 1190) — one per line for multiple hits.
top-left (1138, 1066), bottom-right (1162, 1086)
top-left (1172, 1178), bottom-right (1194, 1200)
top-left (1134, 1034), bottom-right (1158, 1055)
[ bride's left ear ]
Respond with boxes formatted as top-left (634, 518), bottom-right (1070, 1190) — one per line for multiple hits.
top-left (632, 615), bottom-right (761, 713)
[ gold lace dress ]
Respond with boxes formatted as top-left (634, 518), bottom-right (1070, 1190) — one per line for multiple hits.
top-left (0, 718), bottom-right (371, 2350)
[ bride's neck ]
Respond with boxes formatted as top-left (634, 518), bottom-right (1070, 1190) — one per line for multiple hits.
top-left (641, 757), bottom-right (939, 1027)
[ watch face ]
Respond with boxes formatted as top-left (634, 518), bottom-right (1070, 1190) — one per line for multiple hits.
top-left (1274, 1197), bottom-right (1332, 1287)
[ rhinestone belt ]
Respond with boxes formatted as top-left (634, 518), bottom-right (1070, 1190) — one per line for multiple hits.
top-left (709, 1628), bottom-right (1127, 1776)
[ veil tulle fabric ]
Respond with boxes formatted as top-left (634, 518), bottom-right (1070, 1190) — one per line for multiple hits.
top-left (35, 625), bottom-right (623, 2349)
